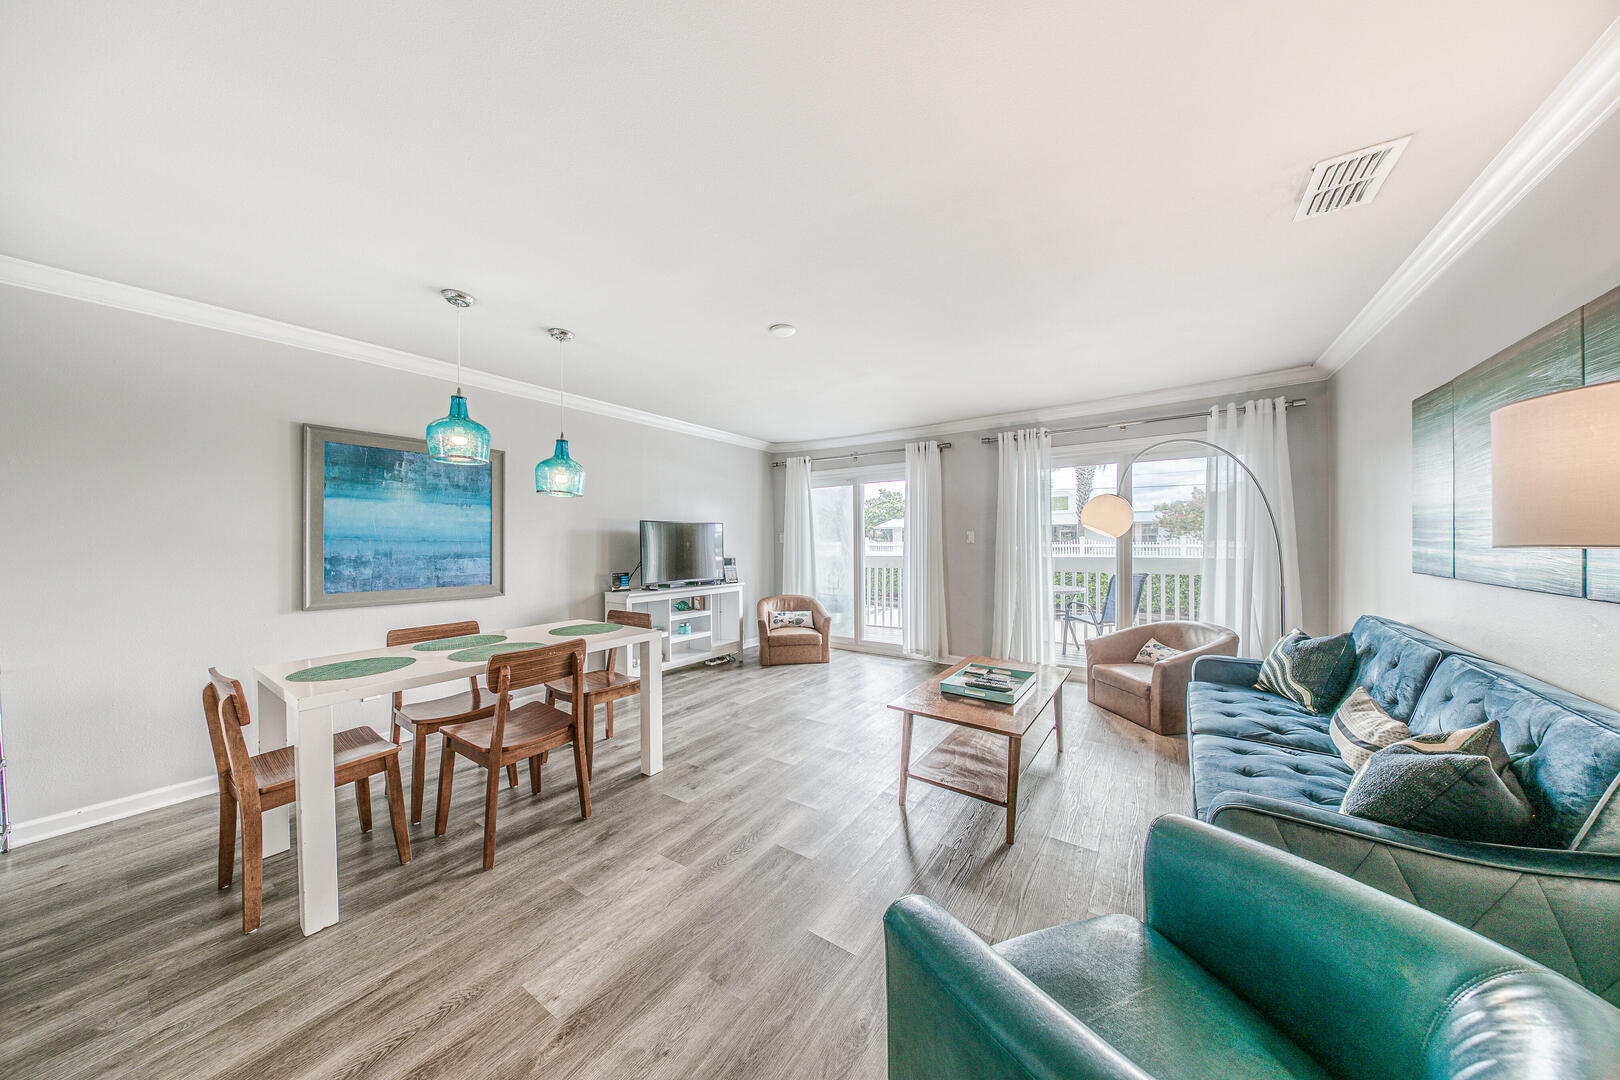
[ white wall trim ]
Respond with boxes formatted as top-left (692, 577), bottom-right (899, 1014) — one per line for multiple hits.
top-left (767, 363), bottom-right (1326, 453)
top-left (1317, 15), bottom-right (1620, 373)
top-left (7, 775), bottom-right (217, 849)
top-left (0, 255), bottom-right (770, 451)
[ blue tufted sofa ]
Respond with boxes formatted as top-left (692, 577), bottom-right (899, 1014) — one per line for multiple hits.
top-left (1188, 615), bottom-right (1620, 1003)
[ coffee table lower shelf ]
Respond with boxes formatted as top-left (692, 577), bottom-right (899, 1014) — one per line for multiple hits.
top-left (906, 727), bottom-right (1011, 806)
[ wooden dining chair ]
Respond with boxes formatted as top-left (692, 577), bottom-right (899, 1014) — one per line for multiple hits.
top-left (202, 668), bottom-right (410, 933)
top-left (434, 641), bottom-right (590, 870)
top-left (543, 608), bottom-right (653, 772)
top-left (385, 620), bottom-right (510, 824)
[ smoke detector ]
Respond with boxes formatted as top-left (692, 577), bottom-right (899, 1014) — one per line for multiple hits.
top-left (1294, 136), bottom-right (1411, 221)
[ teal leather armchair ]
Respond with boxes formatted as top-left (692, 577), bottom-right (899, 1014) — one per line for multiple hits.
top-left (885, 815), bottom-right (1620, 1079)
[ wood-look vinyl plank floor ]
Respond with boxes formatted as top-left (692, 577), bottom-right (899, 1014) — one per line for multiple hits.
top-left (0, 649), bottom-right (1189, 1080)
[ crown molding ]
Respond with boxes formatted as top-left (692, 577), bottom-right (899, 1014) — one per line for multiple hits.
top-left (765, 363), bottom-right (1327, 454)
top-left (0, 255), bottom-right (771, 451)
top-left (1317, 16), bottom-right (1620, 373)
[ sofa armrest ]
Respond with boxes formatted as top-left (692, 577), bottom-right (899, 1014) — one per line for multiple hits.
top-left (884, 896), bottom-right (1153, 1080)
top-left (1151, 636), bottom-right (1241, 707)
top-left (1190, 655), bottom-right (1262, 689)
top-left (1205, 795), bottom-right (1620, 999)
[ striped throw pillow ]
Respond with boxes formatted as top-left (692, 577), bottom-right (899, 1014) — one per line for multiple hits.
top-left (1330, 688), bottom-right (1409, 770)
top-left (1255, 628), bottom-right (1357, 714)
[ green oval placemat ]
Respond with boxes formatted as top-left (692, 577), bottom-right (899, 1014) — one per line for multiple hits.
top-left (548, 622), bottom-right (621, 637)
top-left (287, 656), bottom-right (417, 682)
top-left (413, 633), bottom-right (506, 651)
top-left (446, 641), bottom-right (544, 662)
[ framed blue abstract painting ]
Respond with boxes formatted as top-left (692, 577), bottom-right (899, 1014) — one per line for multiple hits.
top-left (302, 425), bottom-right (505, 610)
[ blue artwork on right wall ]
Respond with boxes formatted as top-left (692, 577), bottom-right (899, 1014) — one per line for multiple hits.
top-left (1412, 283), bottom-right (1620, 600)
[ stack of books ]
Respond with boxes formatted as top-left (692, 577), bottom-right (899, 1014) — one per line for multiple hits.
top-left (939, 663), bottom-right (1039, 706)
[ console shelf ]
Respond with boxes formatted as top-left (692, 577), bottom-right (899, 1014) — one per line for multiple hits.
top-left (603, 581), bottom-right (747, 672)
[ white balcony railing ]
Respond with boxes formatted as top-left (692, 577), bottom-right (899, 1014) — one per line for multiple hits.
top-left (864, 555), bottom-right (902, 630)
top-left (1053, 553), bottom-right (1204, 661)
top-left (1051, 537), bottom-right (1206, 558)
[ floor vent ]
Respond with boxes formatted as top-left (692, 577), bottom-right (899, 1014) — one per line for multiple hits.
top-left (1295, 136), bottom-right (1411, 221)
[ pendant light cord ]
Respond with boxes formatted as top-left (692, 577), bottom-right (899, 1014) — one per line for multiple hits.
top-left (559, 351), bottom-right (567, 440)
top-left (455, 306), bottom-right (464, 394)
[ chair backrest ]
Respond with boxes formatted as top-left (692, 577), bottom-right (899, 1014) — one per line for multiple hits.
top-left (386, 620), bottom-right (481, 647)
top-left (387, 620), bottom-right (482, 706)
top-left (202, 668), bottom-right (260, 808)
top-left (604, 608), bottom-right (652, 672)
top-left (486, 641), bottom-right (586, 745)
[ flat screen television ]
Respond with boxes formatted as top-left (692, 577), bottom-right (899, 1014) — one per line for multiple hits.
top-left (640, 520), bottom-right (724, 586)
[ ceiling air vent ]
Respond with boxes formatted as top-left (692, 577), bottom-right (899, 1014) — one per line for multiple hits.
top-left (1294, 136), bottom-right (1411, 221)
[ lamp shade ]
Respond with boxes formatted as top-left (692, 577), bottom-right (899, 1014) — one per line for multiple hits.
top-left (1081, 493), bottom-right (1135, 539)
top-left (1491, 381), bottom-right (1620, 547)
top-left (425, 394), bottom-right (490, 466)
top-left (535, 436), bottom-right (585, 497)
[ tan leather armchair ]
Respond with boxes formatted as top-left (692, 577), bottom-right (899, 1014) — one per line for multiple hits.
top-left (757, 594), bottom-right (831, 666)
top-left (1085, 621), bottom-right (1238, 735)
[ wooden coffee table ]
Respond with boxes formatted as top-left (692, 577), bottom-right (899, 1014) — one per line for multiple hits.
top-left (887, 656), bottom-right (1067, 843)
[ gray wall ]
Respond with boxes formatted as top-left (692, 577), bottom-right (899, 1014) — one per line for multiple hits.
top-left (1329, 109), bottom-right (1620, 706)
top-left (0, 286), bottom-right (774, 824)
top-left (770, 377), bottom-right (1334, 658)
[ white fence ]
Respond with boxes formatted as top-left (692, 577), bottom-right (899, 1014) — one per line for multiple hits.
top-left (1052, 537), bottom-right (1205, 558)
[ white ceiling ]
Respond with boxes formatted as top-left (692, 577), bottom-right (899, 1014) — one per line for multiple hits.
top-left (3, 2), bottom-right (1617, 444)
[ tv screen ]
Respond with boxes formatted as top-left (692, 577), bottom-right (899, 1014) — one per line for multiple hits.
top-left (640, 520), bottom-right (724, 586)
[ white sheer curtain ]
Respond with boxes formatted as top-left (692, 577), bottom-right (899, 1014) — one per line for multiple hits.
top-left (903, 440), bottom-right (950, 660)
top-left (992, 429), bottom-right (1054, 665)
top-left (781, 456), bottom-right (816, 596)
top-left (1200, 398), bottom-right (1303, 655)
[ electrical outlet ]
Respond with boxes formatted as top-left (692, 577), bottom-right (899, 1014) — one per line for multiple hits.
top-left (966, 530), bottom-right (975, 544)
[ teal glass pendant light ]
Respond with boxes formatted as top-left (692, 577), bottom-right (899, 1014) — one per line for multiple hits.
top-left (426, 289), bottom-right (491, 465)
top-left (536, 327), bottom-right (585, 497)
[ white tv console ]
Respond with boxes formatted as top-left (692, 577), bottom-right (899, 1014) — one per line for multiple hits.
top-left (603, 581), bottom-right (747, 672)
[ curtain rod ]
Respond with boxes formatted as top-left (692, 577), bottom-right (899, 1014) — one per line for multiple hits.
top-left (771, 441), bottom-right (952, 468)
top-left (977, 398), bottom-right (1307, 444)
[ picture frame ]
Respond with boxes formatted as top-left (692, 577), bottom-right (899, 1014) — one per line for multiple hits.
top-left (302, 424), bottom-right (505, 610)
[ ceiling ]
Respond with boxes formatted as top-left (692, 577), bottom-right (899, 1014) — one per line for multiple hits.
top-left (4, 2), bottom-right (1617, 445)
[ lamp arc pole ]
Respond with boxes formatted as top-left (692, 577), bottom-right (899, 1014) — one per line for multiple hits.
top-left (1107, 438), bottom-right (1287, 640)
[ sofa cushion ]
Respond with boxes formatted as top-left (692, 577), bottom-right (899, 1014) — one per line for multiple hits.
top-left (1330, 687), bottom-right (1410, 770)
top-left (1342, 741), bottom-right (1534, 845)
top-left (1091, 662), bottom-right (1152, 693)
top-left (1346, 615), bottom-right (1453, 723)
top-left (767, 626), bottom-right (822, 646)
top-left (1191, 734), bottom-right (1353, 818)
top-left (1257, 629), bottom-right (1357, 713)
top-left (1187, 683), bottom-right (1338, 756)
top-left (1409, 656), bottom-right (1620, 849)
top-left (995, 914), bottom-right (1330, 1080)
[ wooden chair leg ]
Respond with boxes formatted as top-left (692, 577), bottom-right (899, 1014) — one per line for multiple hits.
top-left (572, 731), bottom-right (592, 820)
top-left (435, 741), bottom-right (456, 836)
top-left (410, 728), bottom-right (429, 824)
top-left (584, 703), bottom-right (595, 777)
top-left (383, 757), bottom-right (411, 864)
top-left (482, 762), bottom-right (502, 870)
top-left (529, 755), bottom-right (543, 794)
top-left (605, 699), bottom-right (614, 739)
top-left (354, 777), bottom-right (373, 832)
top-left (391, 721), bottom-right (402, 744)
top-left (541, 750), bottom-right (549, 764)
top-left (217, 787), bottom-right (237, 890)
top-left (241, 809), bottom-right (263, 934)
top-left (507, 763), bottom-right (519, 788)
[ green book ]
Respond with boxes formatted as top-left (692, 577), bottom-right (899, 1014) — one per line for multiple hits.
top-left (939, 663), bottom-right (1039, 706)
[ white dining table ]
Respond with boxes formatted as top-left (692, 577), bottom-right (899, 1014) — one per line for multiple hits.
top-left (254, 619), bottom-right (666, 936)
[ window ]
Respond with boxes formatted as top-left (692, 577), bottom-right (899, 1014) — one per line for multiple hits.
top-left (1051, 440), bottom-right (1208, 665)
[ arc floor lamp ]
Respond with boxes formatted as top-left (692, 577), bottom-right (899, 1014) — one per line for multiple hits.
top-left (1080, 438), bottom-right (1287, 637)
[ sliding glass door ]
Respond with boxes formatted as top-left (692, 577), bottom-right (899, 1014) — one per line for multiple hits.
top-left (810, 469), bottom-right (906, 650)
top-left (1050, 441), bottom-right (1208, 665)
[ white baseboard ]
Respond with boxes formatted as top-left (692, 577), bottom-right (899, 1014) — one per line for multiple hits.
top-left (8, 775), bottom-right (217, 849)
